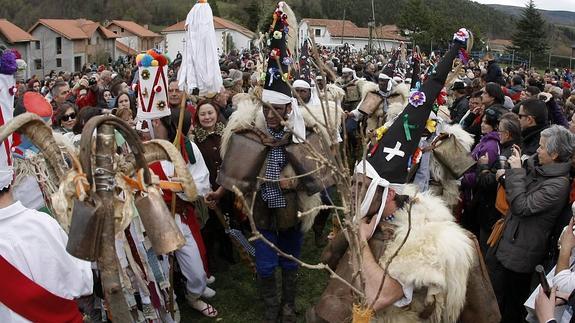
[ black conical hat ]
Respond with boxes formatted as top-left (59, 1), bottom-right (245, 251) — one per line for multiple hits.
top-left (367, 32), bottom-right (468, 184)
top-left (381, 46), bottom-right (402, 78)
top-left (298, 40), bottom-right (312, 85)
top-left (263, 3), bottom-right (293, 101)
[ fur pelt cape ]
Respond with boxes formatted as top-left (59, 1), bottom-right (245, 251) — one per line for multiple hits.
top-left (356, 80), bottom-right (410, 132)
top-left (428, 123), bottom-right (474, 208)
top-left (221, 93), bottom-right (331, 232)
top-left (375, 187), bottom-right (475, 323)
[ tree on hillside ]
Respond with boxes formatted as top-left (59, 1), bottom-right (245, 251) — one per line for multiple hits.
top-left (397, 0), bottom-right (431, 37)
top-left (510, 0), bottom-right (548, 55)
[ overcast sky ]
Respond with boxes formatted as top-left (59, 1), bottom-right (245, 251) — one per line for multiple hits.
top-left (473, 0), bottom-right (575, 12)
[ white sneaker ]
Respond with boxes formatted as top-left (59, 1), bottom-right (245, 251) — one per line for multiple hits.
top-left (206, 275), bottom-right (216, 285)
top-left (202, 286), bottom-right (216, 298)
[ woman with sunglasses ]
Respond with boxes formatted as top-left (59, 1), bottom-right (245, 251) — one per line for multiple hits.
top-left (53, 102), bottom-right (78, 134)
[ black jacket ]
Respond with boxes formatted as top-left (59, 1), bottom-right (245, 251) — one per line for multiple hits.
top-left (449, 96), bottom-right (469, 124)
top-left (521, 125), bottom-right (547, 157)
top-left (486, 61), bottom-right (504, 85)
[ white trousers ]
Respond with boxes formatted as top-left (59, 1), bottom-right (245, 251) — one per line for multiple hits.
top-left (174, 214), bottom-right (207, 298)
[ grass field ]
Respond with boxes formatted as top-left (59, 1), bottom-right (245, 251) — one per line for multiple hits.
top-left (178, 231), bottom-right (330, 322)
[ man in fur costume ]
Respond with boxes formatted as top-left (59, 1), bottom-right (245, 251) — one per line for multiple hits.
top-left (216, 3), bottom-right (327, 322)
top-left (345, 46), bottom-right (410, 136)
top-left (307, 28), bottom-right (500, 323)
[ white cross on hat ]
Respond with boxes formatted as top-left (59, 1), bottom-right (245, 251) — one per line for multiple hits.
top-left (383, 141), bottom-right (405, 161)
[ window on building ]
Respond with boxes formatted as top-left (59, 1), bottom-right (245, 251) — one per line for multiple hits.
top-left (88, 38), bottom-right (92, 45)
top-left (74, 56), bottom-right (82, 72)
top-left (96, 37), bottom-right (100, 45)
top-left (56, 37), bottom-right (62, 54)
top-left (113, 30), bottom-right (118, 34)
top-left (56, 58), bottom-right (62, 67)
top-left (121, 28), bottom-right (124, 32)
top-left (34, 59), bottom-right (42, 70)
top-left (35, 41), bottom-right (40, 50)
top-left (315, 29), bottom-right (321, 37)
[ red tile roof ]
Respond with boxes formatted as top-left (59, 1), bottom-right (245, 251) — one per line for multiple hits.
top-left (108, 20), bottom-right (160, 38)
top-left (115, 40), bottom-right (138, 55)
top-left (28, 19), bottom-right (117, 40)
top-left (0, 19), bottom-right (36, 43)
top-left (302, 19), bottom-right (406, 41)
top-left (162, 16), bottom-right (255, 38)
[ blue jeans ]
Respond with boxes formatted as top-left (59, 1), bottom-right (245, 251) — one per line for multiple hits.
top-left (254, 226), bottom-right (303, 278)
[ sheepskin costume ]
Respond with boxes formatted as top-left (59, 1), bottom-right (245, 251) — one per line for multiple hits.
top-left (374, 187), bottom-right (475, 323)
top-left (428, 123), bottom-right (474, 208)
top-left (310, 188), bottom-right (477, 323)
top-left (356, 79), bottom-right (410, 133)
top-left (221, 93), bottom-right (330, 231)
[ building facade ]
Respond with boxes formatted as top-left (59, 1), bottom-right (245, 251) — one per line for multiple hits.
top-left (106, 20), bottom-right (163, 57)
top-left (299, 19), bottom-right (407, 53)
top-left (28, 19), bottom-right (117, 76)
top-left (162, 16), bottom-right (255, 60)
top-left (0, 19), bottom-right (35, 81)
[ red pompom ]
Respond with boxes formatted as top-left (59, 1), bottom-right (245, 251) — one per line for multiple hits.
top-left (148, 49), bottom-right (161, 61)
top-left (156, 55), bottom-right (168, 66)
top-left (154, 85), bottom-right (162, 93)
top-left (9, 49), bottom-right (22, 60)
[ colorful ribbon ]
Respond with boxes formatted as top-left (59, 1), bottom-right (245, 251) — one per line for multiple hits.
top-left (403, 114), bottom-right (417, 141)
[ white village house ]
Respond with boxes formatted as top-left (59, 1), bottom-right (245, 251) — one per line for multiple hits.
top-left (106, 20), bottom-right (164, 59)
top-left (0, 19), bottom-right (35, 80)
top-left (28, 19), bottom-right (117, 75)
top-left (299, 19), bottom-right (407, 52)
top-left (162, 16), bottom-right (255, 60)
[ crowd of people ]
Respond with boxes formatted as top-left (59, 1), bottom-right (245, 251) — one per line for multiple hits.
top-left (2, 3), bottom-right (575, 322)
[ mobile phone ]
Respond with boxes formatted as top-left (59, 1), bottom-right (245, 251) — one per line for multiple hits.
top-left (535, 265), bottom-right (550, 296)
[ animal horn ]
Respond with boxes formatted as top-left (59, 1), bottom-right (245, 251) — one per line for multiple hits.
top-left (119, 139), bottom-right (197, 201)
top-left (0, 113), bottom-right (68, 182)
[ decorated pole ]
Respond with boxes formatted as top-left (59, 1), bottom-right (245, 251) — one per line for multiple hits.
top-left (95, 124), bottom-right (133, 321)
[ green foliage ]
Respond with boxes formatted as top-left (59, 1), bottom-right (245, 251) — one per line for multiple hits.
top-left (510, 0), bottom-right (549, 54)
top-left (178, 231), bottom-right (329, 322)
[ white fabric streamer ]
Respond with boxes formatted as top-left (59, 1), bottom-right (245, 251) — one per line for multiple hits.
top-left (177, 1), bottom-right (223, 95)
top-left (355, 160), bottom-right (390, 238)
top-left (0, 74), bottom-right (15, 189)
top-left (287, 98), bottom-right (306, 143)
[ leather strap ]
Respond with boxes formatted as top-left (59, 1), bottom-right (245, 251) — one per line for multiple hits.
top-left (0, 255), bottom-right (84, 323)
top-left (79, 115), bottom-right (151, 188)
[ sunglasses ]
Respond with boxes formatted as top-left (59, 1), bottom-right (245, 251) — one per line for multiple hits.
top-left (61, 113), bottom-right (76, 122)
top-left (518, 113), bottom-right (531, 119)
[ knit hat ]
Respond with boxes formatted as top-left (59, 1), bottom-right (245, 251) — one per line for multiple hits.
top-left (298, 40), bottom-right (312, 85)
top-left (135, 49), bottom-right (171, 120)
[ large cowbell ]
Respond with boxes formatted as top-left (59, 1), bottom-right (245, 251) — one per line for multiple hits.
top-left (135, 186), bottom-right (185, 254)
top-left (67, 196), bottom-right (104, 261)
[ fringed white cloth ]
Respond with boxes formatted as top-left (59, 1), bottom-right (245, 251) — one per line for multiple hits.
top-left (355, 160), bottom-right (390, 238)
top-left (177, 1), bottom-right (223, 95)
